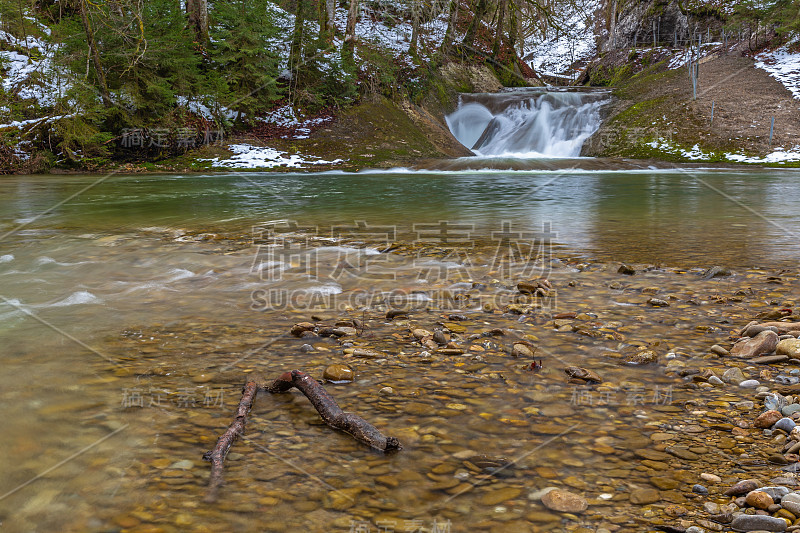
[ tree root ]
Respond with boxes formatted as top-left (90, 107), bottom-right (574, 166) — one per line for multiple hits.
top-left (267, 369), bottom-right (401, 452)
top-left (202, 380), bottom-right (258, 503)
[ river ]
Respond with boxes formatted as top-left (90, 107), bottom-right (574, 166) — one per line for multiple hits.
top-left (1, 166), bottom-right (799, 532)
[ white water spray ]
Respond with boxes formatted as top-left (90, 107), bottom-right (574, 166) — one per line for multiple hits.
top-left (445, 89), bottom-right (609, 158)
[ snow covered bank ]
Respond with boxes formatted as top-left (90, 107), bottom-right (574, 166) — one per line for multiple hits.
top-left (726, 149), bottom-right (800, 164)
top-left (648, 139), bottom-right (800, 165)
top-left (201, 143), bottom-right (344, 169)
top-left (756, 41), bottom-right (800, 100)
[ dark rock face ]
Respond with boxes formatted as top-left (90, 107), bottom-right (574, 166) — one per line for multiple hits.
top-left (600, 0), bottom-right (690, 51)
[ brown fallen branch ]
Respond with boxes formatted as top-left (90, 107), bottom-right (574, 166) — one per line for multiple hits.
top-left (267, 370), bottom-right (401, 452)
top-left (202, 380), bottom-right (258, 503)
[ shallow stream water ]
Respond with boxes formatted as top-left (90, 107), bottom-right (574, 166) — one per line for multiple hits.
top-left (1, 168), bottom-right (800, 532)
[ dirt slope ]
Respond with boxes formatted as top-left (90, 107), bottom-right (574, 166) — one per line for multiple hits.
top-left (585, 44), bottom-right (800, 162)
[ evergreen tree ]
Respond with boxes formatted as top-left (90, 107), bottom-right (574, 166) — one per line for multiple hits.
top-left (773, 0), bottom-right (800, 35)
top-left (211, 0), bottom-right (282, 121)
top-left (55, 0), bottom-right (200, 120)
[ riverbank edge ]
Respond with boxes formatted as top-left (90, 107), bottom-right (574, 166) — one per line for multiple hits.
top-left (41, 63), bottom-right (499, 176)
top-left (10, 52), bottom-right (800, 175)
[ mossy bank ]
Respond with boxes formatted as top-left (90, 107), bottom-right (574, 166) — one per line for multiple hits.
top-left (116, 63), bottom-right (509, 174)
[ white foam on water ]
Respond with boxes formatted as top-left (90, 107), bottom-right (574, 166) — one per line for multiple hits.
top-left (34, 256), bottom-right (98, 267)
top-left (445, 102), bottom-right (495, 150)
top-left (165, 268), bottom-right (196, 282)
top-left (44, 290), bottom-right (102, 307)
top-left (0, 254), bottom-right (14, 263)
top-left (304, 283), bottom-right (343, 295)
top-left (316, 246), bottom-right (382, 256)
top-left (106, 268), bottom-right (199, 295)
top-left (252, 261), bottom-right (286, 273)
top-left (0, 297), bottom-right (24, 308)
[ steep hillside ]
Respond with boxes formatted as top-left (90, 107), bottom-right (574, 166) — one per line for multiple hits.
top-left (583, 41), bottom-right (800, 165)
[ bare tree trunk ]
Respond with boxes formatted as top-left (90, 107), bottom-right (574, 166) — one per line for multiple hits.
top-left (291, 0), bottom-right (311, 69)
top-left (410, 0), bottom-right (420, 54)
top-left (492, 0), bottom-right (507, 57)
top-left (326, 0), bottom-right (336, 34)
top-left (343, 0), bottom-right (359, 60)
top-left (442, 0), bottom-right (459, 54)
top-left (462, 0), bottom-right (488, 48)
top-left (77, 0), bottom-right (111, 107)
top-left (610, 0), bottom-right (617, 50)
top-left (186, 0), bottom-right (209, 44)
top-left (508, 0), bottom-right (518, 53)
top-left (318, 0), bottom-right (332, 43)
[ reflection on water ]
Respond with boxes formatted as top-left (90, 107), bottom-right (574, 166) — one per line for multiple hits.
top-left (1, 168), bottom-right (799, 268)
top-left (0, 169), bottom-right (799, 531)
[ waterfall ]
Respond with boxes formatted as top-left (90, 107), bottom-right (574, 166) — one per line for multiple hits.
top-left (445, 89), bottom-right (609, 158)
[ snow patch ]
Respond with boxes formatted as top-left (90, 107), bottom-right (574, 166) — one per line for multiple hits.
top-left (176, 96), bottom-right (237, 122)
top-left (260, 104), bottom-right (335, 139)
top-left (755, 41), bottom-right (800, 100)
top-left (0, 29), bottom-right (67, 106)
top-left (648, 138), bottom-right (800, 164)
top-left (0, 114), bottom-right (75, 130)
top-left (202, 143), bottom-right (344, 169)
top-left (648, 140), bottom-right (709, 160)
top-left (524, 0), bottom-right (599, 78)
top-left (667, 42), bottom-right (721, 70)
top-left (726, 147), bottom-right (800, 164)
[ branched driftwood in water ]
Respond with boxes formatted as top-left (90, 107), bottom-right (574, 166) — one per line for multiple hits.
top-left (201, 372), bottom-right (399, 501)
top-left (267, 370), bottom-right (401, 452)
top-left (202, 380), bottom-right (258, 503)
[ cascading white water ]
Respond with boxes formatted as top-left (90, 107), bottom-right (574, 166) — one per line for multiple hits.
top-left (445, 89), bottom-right (609, 158)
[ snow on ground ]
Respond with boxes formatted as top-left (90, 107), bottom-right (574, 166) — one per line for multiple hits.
top-left (726, 148), bottom-right (800, 164)
top-left (523, 0), bottom-right (599, 78)
top-left (260, 104), bottom-right (334, 139)
top-left (176, 96), bottom-right (237, 122)
top-left (336, 9), bottom-right (409, 55)
top-left (332, 3), bottom-right (448, 60)
top-left (263, 105), bottom-right (304, 128)
top-left (648, 140), bottom-right (708, 161)
top-left (648, 139), bottom-right (800, 165)
top-left (0, 114), bottom-right (74, 130)
top-left (183, 2), bottom-right (445, 134)
top-left (755, 40), bottom-right (800, 100)
top-left (201, 143), bottom-right (344, 169)
top-left (0, 28), bottom-right (67, 107)
top-left (264, 1), bottom-right (447, 70)
top-left (667, 42), bottom-right (721, 70)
